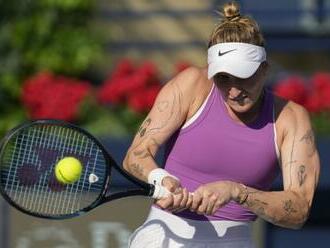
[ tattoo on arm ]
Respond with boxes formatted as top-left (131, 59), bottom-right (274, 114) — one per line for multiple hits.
top-left (130, 163), bottom-right (144, 178)
top-left (244, 190), bottom-right (268, 209)
top-left (245, 196), bottom-right (271, 221)
top-left (244, 191), bottom-right (303, 226)
top-left (300, 129), bottom-right (316, 157)
top-left (133, 149), bottom-right (151, 159)
top-left (298, 165), bottom-right (307, 187)
top-left (156, 101), bottom-right (169, 112)
top-left (138, 118), bottom-right (152, 137)
top-left (257, 207), bottom-right (266, 216)
top-left (136, 83), bottom-right (183, 140)
top-left (283, 199), bottom-right (298, 215)
top-left (283, 130), bottom-right (315, 190)
top-left (287, 135), bottom-right (296, 189)
top-left (246, 198), bottom-right (268, 208)
top-left (148, 82), bottom-right (183, 134)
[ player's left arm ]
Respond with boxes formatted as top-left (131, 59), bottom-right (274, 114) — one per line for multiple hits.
top-left (236, 102), bottom-right (320, 229)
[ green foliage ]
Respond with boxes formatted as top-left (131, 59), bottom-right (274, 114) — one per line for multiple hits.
top-left (77, 97), bottom-right (145, 138)
top-left (311, 113), bottom-right (330, 137)
top-left (0, 0), bottom-right (103, 137)
top-left (0, 0), bottom-right (100, 75)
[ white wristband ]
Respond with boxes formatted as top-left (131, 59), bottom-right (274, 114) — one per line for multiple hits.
top-left (147, 168), bottom-right (179, 186)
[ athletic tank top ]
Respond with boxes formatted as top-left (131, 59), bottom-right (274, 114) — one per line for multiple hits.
top-left (163, 84), bottom-right (280, 221)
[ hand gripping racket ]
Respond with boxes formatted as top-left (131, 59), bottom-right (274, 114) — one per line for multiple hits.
top-left (0, 119), bottom-right (169, 219)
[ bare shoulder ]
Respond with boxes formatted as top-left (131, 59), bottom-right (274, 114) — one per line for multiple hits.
top-left (168, 66), bottom-right (212, 118)
top-left (274, 95), bottom-right (312, 139)
top-left (170, 66), bottom-right (211, 94)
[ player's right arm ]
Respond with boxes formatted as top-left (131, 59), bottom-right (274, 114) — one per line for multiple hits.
top-left (123, 67), bottom-right (206, 210)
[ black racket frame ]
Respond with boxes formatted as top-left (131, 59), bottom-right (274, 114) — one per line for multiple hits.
top-left (0, 119), bottom-right (156, 219)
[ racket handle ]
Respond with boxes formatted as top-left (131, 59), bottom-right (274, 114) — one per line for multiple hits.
top-left (152, 184), bottom-right (171, 199)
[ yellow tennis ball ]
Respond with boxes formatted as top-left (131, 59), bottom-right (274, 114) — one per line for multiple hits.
top-left (55, 157), bottom-right (82, 184)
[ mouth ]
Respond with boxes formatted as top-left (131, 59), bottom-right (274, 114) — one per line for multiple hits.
top-left (227, 93), bottom-right (253, 107)
top-left (229, 94), bottom-right (248, 102)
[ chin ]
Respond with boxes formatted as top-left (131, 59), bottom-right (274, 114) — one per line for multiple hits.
top-left (231, 106), bottom-right (252, 113)
top-left (228, 101), bottom-right (254, 113)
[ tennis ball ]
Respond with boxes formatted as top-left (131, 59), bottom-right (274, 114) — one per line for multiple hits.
top-left (55, 157), bottom-right (82, 184)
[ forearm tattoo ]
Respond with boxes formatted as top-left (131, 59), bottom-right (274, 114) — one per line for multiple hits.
top-left (298, 165), bottom-right (307, 187)
top-left (133, 149), bottom-right (151, 159)
top-left (283, 199), bottom-right (298, 215)
top-left (129, 83), bottom-right (184, 178)
top-left (245, 193), bottom-right (280, 225)
top-left (138, 118), bottom-right (151, 137)
top-left (246, 198), bottom-right (268, 214)
top-left (244, 190), bottom-right (301, 226)
top-left (129, 163), bottom-right (144, 178)
top-left (300, 129), bottom-right (316, 157)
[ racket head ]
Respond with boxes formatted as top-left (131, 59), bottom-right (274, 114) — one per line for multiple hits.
top-left (0, 119), bottom-right (113, 219)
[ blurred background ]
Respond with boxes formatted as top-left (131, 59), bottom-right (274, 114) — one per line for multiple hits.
top-left (0, 0), bottom-right (330, 247)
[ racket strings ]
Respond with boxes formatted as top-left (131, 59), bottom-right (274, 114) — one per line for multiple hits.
top-left (0, 124), bottom-right (108, 217)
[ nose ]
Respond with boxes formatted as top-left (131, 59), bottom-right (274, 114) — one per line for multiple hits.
top-left (228, 87), bottom-right (242, 98)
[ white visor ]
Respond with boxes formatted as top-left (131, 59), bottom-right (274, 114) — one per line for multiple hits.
top-left (207, 42), bottom-right (266, 79)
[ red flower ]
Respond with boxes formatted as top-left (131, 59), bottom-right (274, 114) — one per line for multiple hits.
top-left (97, 59), bottom-right (162, 113)
top-left (138, 61), bottom-right (158, 80)
top-left (310, 73), bottom-right (330, 110)
top-left (98, 78), bottom-right (125, 104)
top-left (273, 72), bottom-right (330, 113)
top-left (273, 76), bottom-right (308, 105)
top-left (127, 90), bottom-right (145, 113)
top-left (304, 92), bottom-right (324, 113)
top-left (311, 73), bottom-right (330, 91)
top-left (175, 61), bottom-right (191, 74)
top-left (127, 85), bottom-right (161, 113)
top-left (144, 85), bottom-right (161, 109)
top-left (111, 59), bottom-right (135, 80)
top-left (21, 72), bottom-right (91, 121)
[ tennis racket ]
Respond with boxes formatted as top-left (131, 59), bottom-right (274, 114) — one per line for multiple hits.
top-left (0, 119), bottom-right (169, 219)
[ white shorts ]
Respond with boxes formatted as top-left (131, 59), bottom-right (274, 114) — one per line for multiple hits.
top-left (128, 206), bottom-right (256, 248)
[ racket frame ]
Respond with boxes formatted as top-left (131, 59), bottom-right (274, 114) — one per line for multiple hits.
top-left (0, 119), bottom-right (156, 219)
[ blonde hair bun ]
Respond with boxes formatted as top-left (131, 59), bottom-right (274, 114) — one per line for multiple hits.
top-left (223, 1), bottom-right (241, 21)
top-left (209, 1), bottom-right (264, 47)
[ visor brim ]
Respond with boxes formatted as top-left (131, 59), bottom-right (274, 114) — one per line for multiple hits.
top-left (208, 61), bottom-right (261, 79)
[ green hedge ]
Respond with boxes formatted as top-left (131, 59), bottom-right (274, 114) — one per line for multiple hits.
top-left (0, 0), bottom-right (103, 136)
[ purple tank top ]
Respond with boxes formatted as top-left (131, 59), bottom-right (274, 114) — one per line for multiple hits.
top-left (163, 85), bottom-right (280, 221)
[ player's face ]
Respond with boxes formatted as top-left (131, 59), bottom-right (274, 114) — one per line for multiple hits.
top-left (214, 63), bottom-right (267, 113)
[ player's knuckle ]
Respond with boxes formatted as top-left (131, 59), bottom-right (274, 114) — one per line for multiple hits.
top-left (179, 201), bottom-right (186, 208)
top-left (168, 185), bottom-right (176, 192)
top-left (198, 185), bottom-right (205, 191)
top-left (210, 194), bottom-right (218, 202)
top-left (187, 199), bottom-right (193, 207)
top-left (197, 207), bottom-right (205, 214)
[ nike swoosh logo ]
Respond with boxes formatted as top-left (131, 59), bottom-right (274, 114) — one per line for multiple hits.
top-left (218, 49), bottom-right (236, 56)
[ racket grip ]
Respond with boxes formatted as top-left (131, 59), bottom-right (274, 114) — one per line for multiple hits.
top-left (152, 184), bottom-right (171, 199)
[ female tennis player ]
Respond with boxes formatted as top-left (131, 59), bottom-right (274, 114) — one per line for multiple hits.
top-left (124, 2), bottom-right (320, 247)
